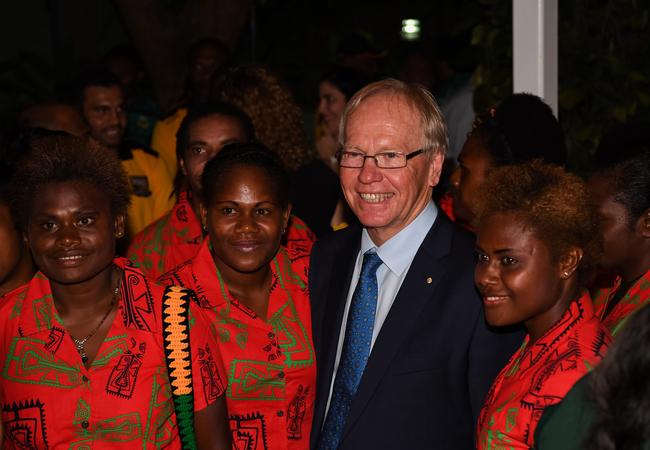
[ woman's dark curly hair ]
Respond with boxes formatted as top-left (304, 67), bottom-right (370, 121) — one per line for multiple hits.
top-left (474, 159), bottom-right (601, 281)
top-left (10, 134), bottom-right (130, 227)
top-left (470, 93), bottom-right (568, 167)
top-left (586, 304), bottom-right (650, 450)
top-left (212, 65), bottom-right (309, 172)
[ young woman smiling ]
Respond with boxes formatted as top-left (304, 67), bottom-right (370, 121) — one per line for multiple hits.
top-left (0, 135), bottom-right (230, 449)
top-left (474, 160), bottom-right (610, 450)
top-left (159, 143), bottom-right (315, 450)
top-left (129, 102), bottom-right (315, 280)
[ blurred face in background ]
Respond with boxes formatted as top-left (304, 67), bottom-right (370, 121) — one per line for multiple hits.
top-left (318, 81), bottom-right (347, 138)
top-left (588, 171), bottom-right (649, 278)
top-left (180, 114), bottom-right (249, 196)
top-left (449, 134), bottom-right (493, 229)
top-left (188, 45), bottom-right (226, 103)
top-left (106, 57), bottom-right (141, 99)
top-left (82, 85), bottom-right (127, 149)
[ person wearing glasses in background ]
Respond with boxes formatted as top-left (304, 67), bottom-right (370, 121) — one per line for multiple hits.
top-left (308, 79), bottom-right (523, 450)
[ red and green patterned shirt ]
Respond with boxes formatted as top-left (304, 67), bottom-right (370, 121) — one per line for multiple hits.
top-left (158, 240), bottom-right (316, 450)
top-left (477, 292), bottom-right (610, 450)
top-left (593, 268), bottom-right (650, 336)
top-left (128, 190), bottom-right (316, 280)
top-left (0, 257), bottom-right (225, 449)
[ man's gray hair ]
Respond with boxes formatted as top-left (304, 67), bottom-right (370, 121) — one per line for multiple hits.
top-left (339, 78), bottom-right (449, 157)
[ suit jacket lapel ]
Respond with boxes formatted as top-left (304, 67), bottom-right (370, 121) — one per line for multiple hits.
top-left (342, 217), bottom-right (454, 438)
top-left (312, 230), bottom-right (361, 435)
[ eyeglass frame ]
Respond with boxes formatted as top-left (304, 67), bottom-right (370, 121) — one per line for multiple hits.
top-left (336, 147), bottom-right (430, 169)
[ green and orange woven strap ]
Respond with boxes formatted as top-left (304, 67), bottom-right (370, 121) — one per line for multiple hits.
top-left (162, 285), bottom-right (197, 450)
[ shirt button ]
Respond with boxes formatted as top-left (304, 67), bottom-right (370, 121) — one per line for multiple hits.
top-left (81, 420), bottom-right (89, 429)
top-left (82, 375), bottom-right (89, 382)
top-left (278, 371), bottom-right (285, 379)
top-left (277, 410), bottom-right (284, 417)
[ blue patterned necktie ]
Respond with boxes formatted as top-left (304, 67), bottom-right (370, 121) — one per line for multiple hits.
top-left (318, 251), bottom-right (383, 450)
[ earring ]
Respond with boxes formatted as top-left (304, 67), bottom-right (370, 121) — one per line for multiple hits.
top-left (202, 224), bottom-right (208, 232)
top-left (562, 271), bottom-right (570, 279)
top-left (116, 230), bottom-right (124, 238)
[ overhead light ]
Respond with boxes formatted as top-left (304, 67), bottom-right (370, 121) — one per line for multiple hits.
top-left (401, 19), bottom-right (420, 41)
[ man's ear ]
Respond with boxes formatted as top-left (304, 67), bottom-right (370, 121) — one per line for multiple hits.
top-left (427, 149), bottom-right (444, 188)
top-left (559, 246), bottom-right (583, 280)
top-left (636, 208), bottom-right (650, 239)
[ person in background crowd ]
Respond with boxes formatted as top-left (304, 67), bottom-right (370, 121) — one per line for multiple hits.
top-left (159, 143), bottom-right (315, 450)
top-left (150, 38), bottom-right (230, 180)
top-left (0, 134), bottom-right (230, 449)
top-left (128, 102), bottom-right (315, 279)
top-left (397, 43), bottom-right (435, 93)
top-left (187, 38), bottom-right (230, 107)
top-left (0, 158), bottom-right (35, 297)
top-left (587, 122), bottom-right (650, 336)
top-left (128, 102), bottom-right (253, 279)
top-left (77, 69), bottom-right (174, 240)
top-left (104, 45), bottom-right (159, 148)
top-left (309, 79), bottom-right (522, 450)
top-left (430, 37), bottom-right (477, 168)
top-left (292, 67), bottom-right (371, 236)
top-left (315, 67), bottom-right (372, 172)
top-left (474, 160), bottom-right (610, 450)
top-left (446, 93), bottom-right (567, 229)
top-left (535, 303), bottom-right (650, 450)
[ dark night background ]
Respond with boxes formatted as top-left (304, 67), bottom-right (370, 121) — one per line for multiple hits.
top-left (1, 0), bottom-right (649, 167)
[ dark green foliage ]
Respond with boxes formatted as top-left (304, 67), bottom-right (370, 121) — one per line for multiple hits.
top-left (471, 0), bottom-right (650, 172)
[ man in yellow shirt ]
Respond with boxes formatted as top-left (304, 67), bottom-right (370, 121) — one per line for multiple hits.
top-left (78, 69), bottom-right (174, 241)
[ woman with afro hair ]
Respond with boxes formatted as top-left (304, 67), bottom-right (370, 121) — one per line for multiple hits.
top-left (474, 160), bottom-right (610, 450)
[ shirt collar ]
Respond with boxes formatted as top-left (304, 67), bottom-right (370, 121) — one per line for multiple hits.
top-left (18, 257), bottom-right (134, 337)
top-left (360, 200), bottom-right (438, 276)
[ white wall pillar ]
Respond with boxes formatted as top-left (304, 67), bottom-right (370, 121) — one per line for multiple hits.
top-left (513, 0), bottom-right (558, 116)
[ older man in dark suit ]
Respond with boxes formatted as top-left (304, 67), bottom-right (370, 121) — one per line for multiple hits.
top-left (309, 79), bottom-right (522, 450)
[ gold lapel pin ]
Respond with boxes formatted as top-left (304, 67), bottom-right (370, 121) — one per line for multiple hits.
top-left (426, 276), bottom-right (433, 284)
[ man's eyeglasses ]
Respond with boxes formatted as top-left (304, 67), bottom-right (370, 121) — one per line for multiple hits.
top-left (337, 148), bottom-right (428, 169)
